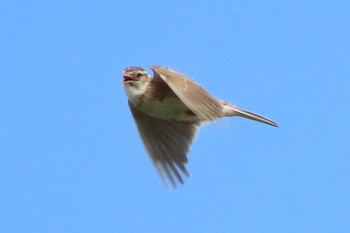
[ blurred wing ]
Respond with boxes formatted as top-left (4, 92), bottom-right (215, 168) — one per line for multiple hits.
top-left (128, 101), bottom-right (199, 187)
top-left (151, 66), bottom-right (223, 121)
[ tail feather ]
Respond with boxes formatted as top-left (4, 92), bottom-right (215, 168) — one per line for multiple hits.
top-left (223, 103), bottom-right (278, 127)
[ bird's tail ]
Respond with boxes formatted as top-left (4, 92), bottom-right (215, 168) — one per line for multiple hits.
top-left (222, 102), bottom-right (278, 127)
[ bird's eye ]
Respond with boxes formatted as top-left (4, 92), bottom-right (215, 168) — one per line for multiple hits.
top-left (136, 73), bottom-right (142, 79)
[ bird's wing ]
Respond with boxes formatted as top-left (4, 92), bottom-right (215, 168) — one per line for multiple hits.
top-left (128, 101), bottom-right (199, 187)
top-left (151, 66), bottom-right (224, 121)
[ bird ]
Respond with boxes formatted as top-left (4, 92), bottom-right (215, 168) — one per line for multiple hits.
top-left (122, 65), bottom-right (278, 187)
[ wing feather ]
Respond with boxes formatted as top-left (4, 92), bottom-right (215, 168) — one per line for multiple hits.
top-left (151, 66), bottom-right (223, 121)
top-left (128, 101), bottom-right (199, 187)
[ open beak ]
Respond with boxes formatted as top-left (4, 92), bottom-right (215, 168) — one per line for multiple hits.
top-left (123, 74), bottom-right (133, 83)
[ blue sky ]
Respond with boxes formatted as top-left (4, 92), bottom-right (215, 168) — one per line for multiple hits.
top-left (1, 0), bottom-right (349, 232)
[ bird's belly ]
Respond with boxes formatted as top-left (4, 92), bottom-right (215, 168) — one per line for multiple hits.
top-left (138, 97), bottom-right (198, 122)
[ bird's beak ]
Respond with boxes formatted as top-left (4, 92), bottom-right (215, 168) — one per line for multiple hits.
top-left (122, 74), bottom-right (133, 83)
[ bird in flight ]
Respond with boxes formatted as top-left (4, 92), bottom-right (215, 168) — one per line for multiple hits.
top-left (122, 65), bottom-right (278, 187)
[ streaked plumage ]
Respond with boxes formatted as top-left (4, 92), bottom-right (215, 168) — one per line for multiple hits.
top-left (122, 65), bottom-right (278, 186)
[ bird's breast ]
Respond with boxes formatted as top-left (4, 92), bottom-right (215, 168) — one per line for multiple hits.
top-left (134, 96), bottom-right (198, 122)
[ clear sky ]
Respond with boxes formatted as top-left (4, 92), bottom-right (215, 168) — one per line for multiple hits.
top-left (1, 1), bottom-right (349, 232)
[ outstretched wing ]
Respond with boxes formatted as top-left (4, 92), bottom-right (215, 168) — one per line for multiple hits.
top-left (128, 101), bottom-right (199, 187)
top-left (151, 66), bottom-right (224, 122)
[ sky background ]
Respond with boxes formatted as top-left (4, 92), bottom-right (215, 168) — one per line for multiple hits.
top-left (1, 0), bottom-right (349, 232)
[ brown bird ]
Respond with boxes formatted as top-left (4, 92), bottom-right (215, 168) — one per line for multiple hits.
top-left (122, 65), bottom-right (278, 187)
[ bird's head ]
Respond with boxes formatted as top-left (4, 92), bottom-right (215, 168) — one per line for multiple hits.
top-left (122, 66), bottom-right (150, 97)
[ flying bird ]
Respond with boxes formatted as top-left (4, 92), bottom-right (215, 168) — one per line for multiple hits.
top-left (122, 65), bottom-right (278, 187)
